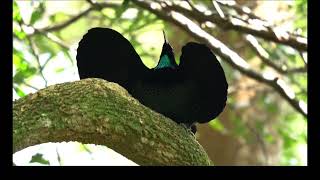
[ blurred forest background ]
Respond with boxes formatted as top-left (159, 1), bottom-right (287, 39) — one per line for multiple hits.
top-left (13, 0), bottom-right (307, 166)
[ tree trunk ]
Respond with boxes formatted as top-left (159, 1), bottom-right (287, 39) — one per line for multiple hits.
top-left (13, 78), bottom-right (211, 166)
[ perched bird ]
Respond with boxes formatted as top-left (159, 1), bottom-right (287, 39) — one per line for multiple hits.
top-left (76, 27), bottom-right (228, 134)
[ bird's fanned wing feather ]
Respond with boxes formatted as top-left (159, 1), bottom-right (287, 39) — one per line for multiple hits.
top-left (76, 28), bottom-right (149, 90)
top-left (179, 42), bottom-right (228, 123)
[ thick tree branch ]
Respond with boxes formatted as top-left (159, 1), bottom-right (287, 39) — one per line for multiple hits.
top-left (216, 1), bottom-right (307, 38)
top-left (159, 0), bottom-right (307, 51)
top-left (216, 1), bottom-right (264, 21)
top-left (245, 35), bottom-right (307, 74)
top-left (131, 0), bottom-right (307, 118)
top-left (13, 78), bottom-right (211, 166)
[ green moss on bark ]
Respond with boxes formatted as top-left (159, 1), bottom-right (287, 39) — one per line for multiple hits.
top-left (13, 78), bottom-right (211, 165)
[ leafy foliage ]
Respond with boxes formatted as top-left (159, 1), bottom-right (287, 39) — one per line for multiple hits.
top-left (293, 0), bottom-right (307, 35)
top-left (30, 153), bottom-right (50, 165)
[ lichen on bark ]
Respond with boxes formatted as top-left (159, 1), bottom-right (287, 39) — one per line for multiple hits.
top-left (13, 78), bottom-right (211, 165)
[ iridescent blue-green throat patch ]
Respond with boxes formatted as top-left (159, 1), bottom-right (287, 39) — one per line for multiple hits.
top-left (155, 55), bottom-right (175, 69)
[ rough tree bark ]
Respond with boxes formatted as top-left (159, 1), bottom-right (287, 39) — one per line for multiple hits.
top-left (13, 78), bottom-right (211, 166)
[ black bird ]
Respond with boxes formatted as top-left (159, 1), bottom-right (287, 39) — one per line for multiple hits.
top-left (76, 27), bottom-right (228, 134)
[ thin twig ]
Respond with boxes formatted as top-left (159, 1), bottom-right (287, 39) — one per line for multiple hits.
top-left (25, 35), bottom-right (48, 87)
top-left (299, 51), bottom-right (308, 66)
top-left (56, 147), bottom-right (62, 166)
top-left (22, 80), bottom-right (39, 91)
top-left (18, 20), bottom-right (48, 87)
top-left (212, 0), bottom-right (225, 19)
top-left (38, 7), bottom-right (95, 33)
top-left (245, 122), bottom-right (269, 165)
top-left (32, 1), bottom-right (120, 35)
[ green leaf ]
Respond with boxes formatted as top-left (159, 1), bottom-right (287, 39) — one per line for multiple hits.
top-left (13, 59), bottom-right (37, 84)
top-left (115, 0), bottom-right (130, 19)
top-left (30, 3), bottom-right (45, 25)
top-left (14, 86), bottom-right (26, 97)
top-left (77, 143), bottom-right (93, 154)
top-left (293, 0), bottom-right (307, 35)
top-left (13, 27), bottom-right (27, 40)
top-left (13, 49), bottom-right (38, 84)
top-left (13, 49), bottom-right (37, 84)
top-left (54, 67), bottom-right (65, 73)
top-left (264, 134), bottom-right (275, 144)
top-left (30, 153), bottom-right (50, 165)
top-left (102, 8), bottom-right (116, 19)
top-left (13, 71), bottom-right (26, 84)
top-left (49, 12), bottom-right (70, 24)
top-left (62, 49), bottom-right (74, 65)
top-left (122, 0), bottom-right (130, 7)
top-left (13, 67), bottom-right (37, 84)
top-left (33, 35), bottom-right (60, 56)
top-left (13, 52), bottom-right (28, 71)
top-left (208, 119), bottom-right (226, 133)
top-left (13, 1), bottom-right (22, 22)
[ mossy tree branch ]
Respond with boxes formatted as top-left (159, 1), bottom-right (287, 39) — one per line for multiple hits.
top-left (13, 78), bottom-right (211, 166)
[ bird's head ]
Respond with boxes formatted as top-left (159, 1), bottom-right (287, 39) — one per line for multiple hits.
top-left (155, 31), bottom-right (178, 69)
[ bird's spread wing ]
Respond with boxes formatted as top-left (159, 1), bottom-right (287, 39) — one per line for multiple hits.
top-left (76, 27), bottom-right (149, 90)
top-left (179, 42), bottom-right (228, 123)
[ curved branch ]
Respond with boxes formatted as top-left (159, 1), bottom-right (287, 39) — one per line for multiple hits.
top-left (216, 1), bottom-right (306, 38)
top-left (245, 34), bottom-right (307, 74)
top-left (160, 1), bottom-right (307, 51)
top-left (131, 0), bottom-right (307, 118)
top-left (216, 1), bottom-right (264, 21)
top-left (13, 78), bottom-right (211, 166)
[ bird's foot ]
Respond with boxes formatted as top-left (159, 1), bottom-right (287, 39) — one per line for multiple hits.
top-left (179, 123), bottom-right (197, 136)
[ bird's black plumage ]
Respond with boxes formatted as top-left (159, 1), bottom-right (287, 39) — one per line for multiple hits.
top-left (76, 28), bottom-right (149, 90)
top-left (76, 27), bottom-right (228, 134)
